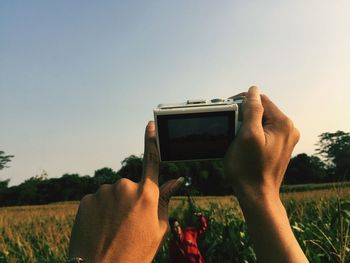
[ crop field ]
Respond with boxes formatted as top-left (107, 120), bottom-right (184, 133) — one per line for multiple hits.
top-left (0, 186), bottom-right (349, 263)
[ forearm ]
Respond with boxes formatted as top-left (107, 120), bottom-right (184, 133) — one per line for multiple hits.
top-left (237, 191), bottom-right (308, 263)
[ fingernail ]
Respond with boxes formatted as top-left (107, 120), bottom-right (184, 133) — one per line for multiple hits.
top-left (148, 120), bottom-right (155, 128)
top-left (146, 121), bottom-right (155, 133)
top-left (247, 86), bottom-right (261, 102)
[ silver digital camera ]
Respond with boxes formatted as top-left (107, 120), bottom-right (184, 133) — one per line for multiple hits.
top-left (154, 97), bottom-right (244, 162)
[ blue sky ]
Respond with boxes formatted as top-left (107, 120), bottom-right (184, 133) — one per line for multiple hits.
top-left (1, 1), bottom-right (350, 185)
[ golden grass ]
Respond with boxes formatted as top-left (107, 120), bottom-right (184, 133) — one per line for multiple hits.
top-left (0, 203), bottom-right (77, 262)
top-left (0, 186), bottom-right (349, 262)
top-left (281, 187), bottom-right (350, 202)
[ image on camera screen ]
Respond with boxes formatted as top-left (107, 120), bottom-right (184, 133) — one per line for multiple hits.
top-left (157, 111), bottom-right (235, 161)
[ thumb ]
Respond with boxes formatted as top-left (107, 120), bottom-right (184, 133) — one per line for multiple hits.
top-left (159, 177), bottom-right (185, 205)
top-left (242, 86), bottom-right (264, 129)
top-left (158, 177), bottom-right (185, 221)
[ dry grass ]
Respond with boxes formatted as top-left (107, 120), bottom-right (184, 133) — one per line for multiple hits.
top-left (281, 186), bottom-right (350, 202)
top-left (0, 186), bottom-right (349, 262)
top-left (0, 203), bottom-right (77, 262)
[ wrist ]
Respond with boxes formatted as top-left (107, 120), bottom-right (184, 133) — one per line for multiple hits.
top-left (234, 184), bottom-right (281, 211)
top-left (236, 190), bottom-right (308, 263)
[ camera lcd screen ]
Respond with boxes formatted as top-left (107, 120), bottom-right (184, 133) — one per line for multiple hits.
top-left (157, 111), bottom-right (235, 161)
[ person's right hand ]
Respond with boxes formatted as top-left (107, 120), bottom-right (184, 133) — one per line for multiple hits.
top-left (224, 86), bottom-right (308, 263)
top-left (224, 86), bottom-right (300, 202)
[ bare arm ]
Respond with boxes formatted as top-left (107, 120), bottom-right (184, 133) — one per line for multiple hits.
top-left (224, 87), bottom-right (308, 263)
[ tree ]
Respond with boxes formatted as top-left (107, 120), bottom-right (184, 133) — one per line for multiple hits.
top-left (284, 154), bottom-right (327, 184)
top-left (117, 155), bottom-right (143, 182)
top-left (94, 167), bottom-right (120, 185)
top-left (0, 178), bottom-right (10, 205)
top-left (0, 179), bottom-right (10, 193)
top-left (316, 131), bottom-right (350, 181)
top-left (17, 176), bottom-right (44, 204)
top-left (0, 151), bottom-right (14, 170)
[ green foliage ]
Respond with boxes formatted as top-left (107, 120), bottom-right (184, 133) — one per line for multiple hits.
top-left (117, 155), bottom-right (143, 182)
top-left (287, 198), bottom-right (350, 263)
top-left (0, 168), bottom-right (121, 206)
top-left (201, 204), bottom-right (255, 263)
top-left (182, 195), bottom-right (200, 226)
top-left (0, 151), bottom-right (14, 171)
top-left (316, 131), bottom-right (350, 180)
top-left (156, 196), bottom-right (350, 262)
top-left (0, 179), bottom-right (10, 191)
top-left (94, 167), bottom-right (120, 185)
top-left (284, 153), bottom-right (327, 184)
top-left (1, 193), bottom-right (350, 262)
top-left (281, 181), bottom-right (350, 193)
top-left (1, 130), bottom-right (349, 206)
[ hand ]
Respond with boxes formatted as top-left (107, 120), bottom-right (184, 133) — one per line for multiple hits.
top-left (193, 212), bottom-right (202, 217)
top-left (224, 86), bottom-right (300, 201)
top-left (68, 121), bottom-right (184, 263)
top-left (224, 86), bottom-right (308, 263)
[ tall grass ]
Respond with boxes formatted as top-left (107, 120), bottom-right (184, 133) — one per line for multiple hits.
top-left (0, 189), bottom-right (349, 262)
top-left (0, 204), bottom-right (76, 263)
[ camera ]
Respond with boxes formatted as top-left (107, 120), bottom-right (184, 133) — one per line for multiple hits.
top-left (154, 97), bottom-right (244, 162)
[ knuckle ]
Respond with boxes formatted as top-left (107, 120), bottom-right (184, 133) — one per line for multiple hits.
top-left (114, 178), bottom-right (135, 194)
top-left (145, 135), bottom-right (157, 150)
top-left (79, 194), bottom-right (94, 208)
top-left (239, 127), bottom-right (260, 143)
top-left (239, 130), bottom-right (252, 142)
top-left (278, 116), bottom-right (300, 144)
top-left (285, 118), bottom-right (294, 131)
top-left (246, 103), bottom-right (264, 115)
top-left (95, 184), bottom-right (114, 201)
top-left (139, 187), bottom-right (158, 205)
top-left (115, 178), bottom-right (130, 188)
top-left (277, 116), bottom-right (294, 133)
top-left (96, 184), bottom-right (111, 196)
top-left (144, 151), bottom-right (160, 166)
top-left (292, 127), bottom-right (301, 144)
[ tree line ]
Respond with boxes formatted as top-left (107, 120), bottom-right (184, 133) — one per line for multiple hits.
top-left (0, 131), bottom-right (349, 206)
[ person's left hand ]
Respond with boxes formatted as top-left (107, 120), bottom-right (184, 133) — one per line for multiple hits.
top-left (68, 121), bottom-right (184, 263)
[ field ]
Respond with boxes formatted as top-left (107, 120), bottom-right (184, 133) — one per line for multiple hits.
top-left (0, 186), bottom-right (349, 263)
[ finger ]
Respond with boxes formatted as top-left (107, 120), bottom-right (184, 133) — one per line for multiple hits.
top-left (260, 94), bottom-right (286, 123)
top-left (228, 92), bottom-right (247, 99)
top-left (142, 121), bottom-right (160, 186)
top-left (242, 86), bottom-right (264, 129)
top-left (158, 177), bottom-right (185, 222)
top-left (159, 177), bottom-right (184, 203)
top-left (261, 95), bottom-right (300, 145)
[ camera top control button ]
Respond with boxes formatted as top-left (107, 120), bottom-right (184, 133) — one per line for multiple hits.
top-left (187, 99), bottom-right (206, 105)
top-left (233, 96), bottom-right (245, 103)
top-left (211, 98), bottom-right (225, 103)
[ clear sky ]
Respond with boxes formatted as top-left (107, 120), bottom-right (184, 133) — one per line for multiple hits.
top-left (1, 1), bottom-right (349, 186)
